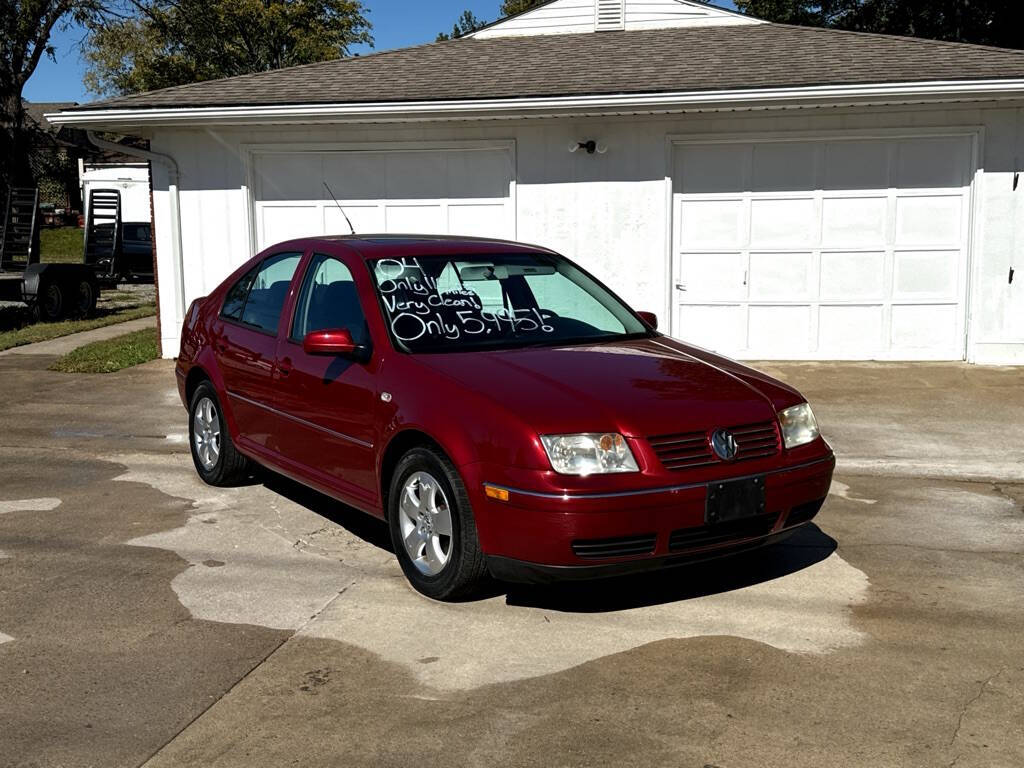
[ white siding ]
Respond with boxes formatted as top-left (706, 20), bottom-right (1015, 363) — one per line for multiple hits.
top-left (472, 0), bottom-right (760, 38)
top-left (150, 102), bottom-right (1024, 364)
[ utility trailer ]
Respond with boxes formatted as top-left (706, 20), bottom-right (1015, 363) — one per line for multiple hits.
top-left (0, 187), bottom-right (99, 321)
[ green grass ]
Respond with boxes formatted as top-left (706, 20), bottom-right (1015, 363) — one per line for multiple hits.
top-left (0, 304), bottom-right (156, 352)
top-left (49, 327), bottom-right (159, 373)
top-left (40, 226), bottom-right (84, 264)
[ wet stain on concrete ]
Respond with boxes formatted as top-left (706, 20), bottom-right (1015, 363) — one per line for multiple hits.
top-left (0, 497), bottom-right (61, 514)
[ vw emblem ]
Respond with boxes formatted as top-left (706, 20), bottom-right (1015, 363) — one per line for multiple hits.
top-left (711, 429), bottom-right (738, 461)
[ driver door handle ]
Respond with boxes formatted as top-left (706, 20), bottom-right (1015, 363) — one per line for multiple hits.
top-left (277, 357), bottom-right (293, 379)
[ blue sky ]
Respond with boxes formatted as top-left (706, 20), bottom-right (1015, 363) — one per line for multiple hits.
top-left (25, 1), bottom-right (735, 105)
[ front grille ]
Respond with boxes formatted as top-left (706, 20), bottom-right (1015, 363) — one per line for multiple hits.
top-left (668, 513), bottom-right (778, 552)
top-left (648, 430), bottom-right (715, 470)
top-left (730, 421), bottom-right (781, 461)
top-left (649, 420), bottom-right (780, 471)
top-left (785, 497), bottom-right (825, 527)
top-left (572, 533), bottom-right (657, 560)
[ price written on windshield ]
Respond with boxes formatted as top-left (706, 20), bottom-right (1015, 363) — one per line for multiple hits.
top-left (376, 257), bottom-right (556, 342)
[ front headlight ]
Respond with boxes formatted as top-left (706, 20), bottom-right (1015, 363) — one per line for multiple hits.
top-left (540, 433), bottom-right (640, 475)
top-left (778, 403), bottom-right (820, 449)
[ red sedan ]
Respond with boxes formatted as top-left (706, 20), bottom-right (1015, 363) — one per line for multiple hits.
top-left (176, 235), bottom-right (834, 600)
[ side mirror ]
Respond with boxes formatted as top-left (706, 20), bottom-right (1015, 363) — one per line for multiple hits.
top-left (303, 328), bottom-right (362, 357)
top-left (637, 311), bottom-right (658, 330)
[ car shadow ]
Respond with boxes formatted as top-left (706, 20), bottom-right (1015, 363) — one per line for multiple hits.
top-left (255, 468), bottom-right (836, 612)
top-left (258, 469), bottom-right (393, 552)
top-left (504, 524), bottom-right (837, 613)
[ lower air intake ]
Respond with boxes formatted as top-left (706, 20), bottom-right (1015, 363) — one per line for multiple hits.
top-left (571, 533), bottom-right (657, 560)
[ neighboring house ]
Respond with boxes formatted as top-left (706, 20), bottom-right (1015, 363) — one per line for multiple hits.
top-left (21, 101), bottom-right (91, 214)
top-left (49, 0), bottom-right (1024, 363)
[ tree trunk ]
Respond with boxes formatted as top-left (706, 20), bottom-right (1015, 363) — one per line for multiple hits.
top-left (1, 92), bottom-right (36, 189)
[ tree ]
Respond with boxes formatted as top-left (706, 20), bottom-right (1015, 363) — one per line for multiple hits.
top-left (437, 10), bottom-right (487, 41)
top-left (500, 0), bottom-right (548, 16)
top-left (1, 0), bottom-right (102, 187)
top-left (83, 0), bottom-right (373, 97)
top-left (733, 0), bottom-right (1024, 49)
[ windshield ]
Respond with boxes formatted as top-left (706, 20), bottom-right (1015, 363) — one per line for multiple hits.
top-left (369, 252), bottom-right (651, 353)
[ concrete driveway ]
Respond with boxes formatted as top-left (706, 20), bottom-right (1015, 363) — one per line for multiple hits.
top-left (0, 346), bottom-right (1021, 768)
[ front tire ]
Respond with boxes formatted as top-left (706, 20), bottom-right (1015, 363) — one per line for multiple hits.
top-left (188, 382), bottom-right (252, 486)
top-left (388, 447), bottom-right (488, 601)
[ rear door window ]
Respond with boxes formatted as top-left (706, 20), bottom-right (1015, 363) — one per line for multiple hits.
top-left (221, 265), bottom-right (258, 321)
top-left (236, 251), bottom-right (302, 333)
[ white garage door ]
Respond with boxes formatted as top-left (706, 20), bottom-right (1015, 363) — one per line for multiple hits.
top-left (672, 134), bottom-right (975, 360)
top-left (252, 143), bottom-right (515, 250)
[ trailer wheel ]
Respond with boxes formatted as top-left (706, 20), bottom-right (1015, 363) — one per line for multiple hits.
top-left (74, 279), bottom-right (97, 318)
top-left (37, 281), bottom-right (65, 322)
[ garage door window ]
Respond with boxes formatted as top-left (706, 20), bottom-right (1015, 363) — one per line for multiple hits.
top-left (237, 251), bottom-right (301, 334)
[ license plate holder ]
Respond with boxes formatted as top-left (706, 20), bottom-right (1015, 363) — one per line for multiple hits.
top-left (705, 476), bottom-right (766, 524)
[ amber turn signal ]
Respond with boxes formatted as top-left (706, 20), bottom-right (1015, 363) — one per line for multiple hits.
top-left (484, 484), bottom-right (510, 502)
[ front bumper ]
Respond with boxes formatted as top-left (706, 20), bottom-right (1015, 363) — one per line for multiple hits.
top-left (469, 453), bottom-right (835, 580)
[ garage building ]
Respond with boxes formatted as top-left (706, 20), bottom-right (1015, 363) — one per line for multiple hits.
top-left (50, 0), bottom-right (1024, 363)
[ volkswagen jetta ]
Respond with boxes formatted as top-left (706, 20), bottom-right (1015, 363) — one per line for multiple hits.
top-left (176, 235), bottom-right (834, 600)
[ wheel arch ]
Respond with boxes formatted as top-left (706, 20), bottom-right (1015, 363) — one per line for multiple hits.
top-left (378, 428), bottom-right (457, 519)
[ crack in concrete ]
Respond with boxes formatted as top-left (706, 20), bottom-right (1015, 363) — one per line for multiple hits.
top-left (948, 668), bottom-right (1005, 748)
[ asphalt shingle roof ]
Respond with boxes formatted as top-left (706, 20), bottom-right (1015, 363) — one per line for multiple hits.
top-left (71, 23), bottom-right (1024, 112)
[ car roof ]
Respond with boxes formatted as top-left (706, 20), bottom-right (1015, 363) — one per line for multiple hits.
top-left (274, 234), bottom-right (558, 259)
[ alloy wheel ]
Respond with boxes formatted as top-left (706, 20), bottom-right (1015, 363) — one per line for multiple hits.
top-left (398, 471), bottom-right (453, 576)
top-left (193, 397), bottom-right (221, 471)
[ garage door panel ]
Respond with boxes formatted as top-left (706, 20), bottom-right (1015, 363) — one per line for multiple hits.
top-left (751, 143), bottom-right (816, 192)
top-left (323, 154), bottom-right (387, 199)
top-left (895, 196), bottom-right (962, 246)
top-left (821, 197), bottom-right (887, 247)
top-left (685, 251), bottom-right (746, 299)
top-left (448, 203), bottom-right (507, 237)
top-left (678, 305), bottom-right (746, 352)
top-left (445, 151), bottom-right (512, 199)
top-left (748, 252), bottom-right (813, 299)
top-left (896, 138), bottom-right (971, 189)
top-left (823, 141), bottom-right (889, 191)
top-left (677, 145), bottom-right (746, 194)
top-left (384, 205), bottom-right (446, 234)
top-left (891, 304), bottom-right (959, 351)
top-left (819, 251), bottom-right (886, 300)
top-left (679, 200), bottom-right (744, 247)
top-left (260, 205), bottom-right (320, 245)
top-left (748, 305), bottom-right (811, 355)
top-left (818, 305), bottom-right (884, 356)
top-left (893, 250), bottom-right (959, 298)
top-left (325, 205), bottom-right (384, 235)
top-left (258, 154), bottom-right (324, 201)
top-left (750, 198), bottom-right (816, 247)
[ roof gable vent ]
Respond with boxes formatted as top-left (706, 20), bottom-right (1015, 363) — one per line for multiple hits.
top-left (595, 0), bottom-right (625, 31)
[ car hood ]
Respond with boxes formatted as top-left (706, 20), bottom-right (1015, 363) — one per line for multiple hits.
top-left (414, 336), bottom-right (782, 438)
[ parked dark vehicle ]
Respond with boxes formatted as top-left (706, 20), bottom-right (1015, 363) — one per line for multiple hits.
top-left (176, 235), bottom-right (835, 600)
top-left (94, 222), bottom-right (154, 283)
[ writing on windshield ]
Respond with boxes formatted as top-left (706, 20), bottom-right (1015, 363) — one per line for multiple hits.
top-left (375, 257), bottom-right (557, 343)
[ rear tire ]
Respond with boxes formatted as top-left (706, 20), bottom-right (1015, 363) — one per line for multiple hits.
top-left (74, 278), bottom-right (97, 318)
top-left (37, 280), bottom-right (64, 322)
top-left (388, 446), bottom-right (488, 601)
top-left (188, 381), bottom-right (252, 486)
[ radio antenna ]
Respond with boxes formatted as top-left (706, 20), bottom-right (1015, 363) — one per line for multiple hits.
top-left (323, 181), bottom-right (356, 235)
